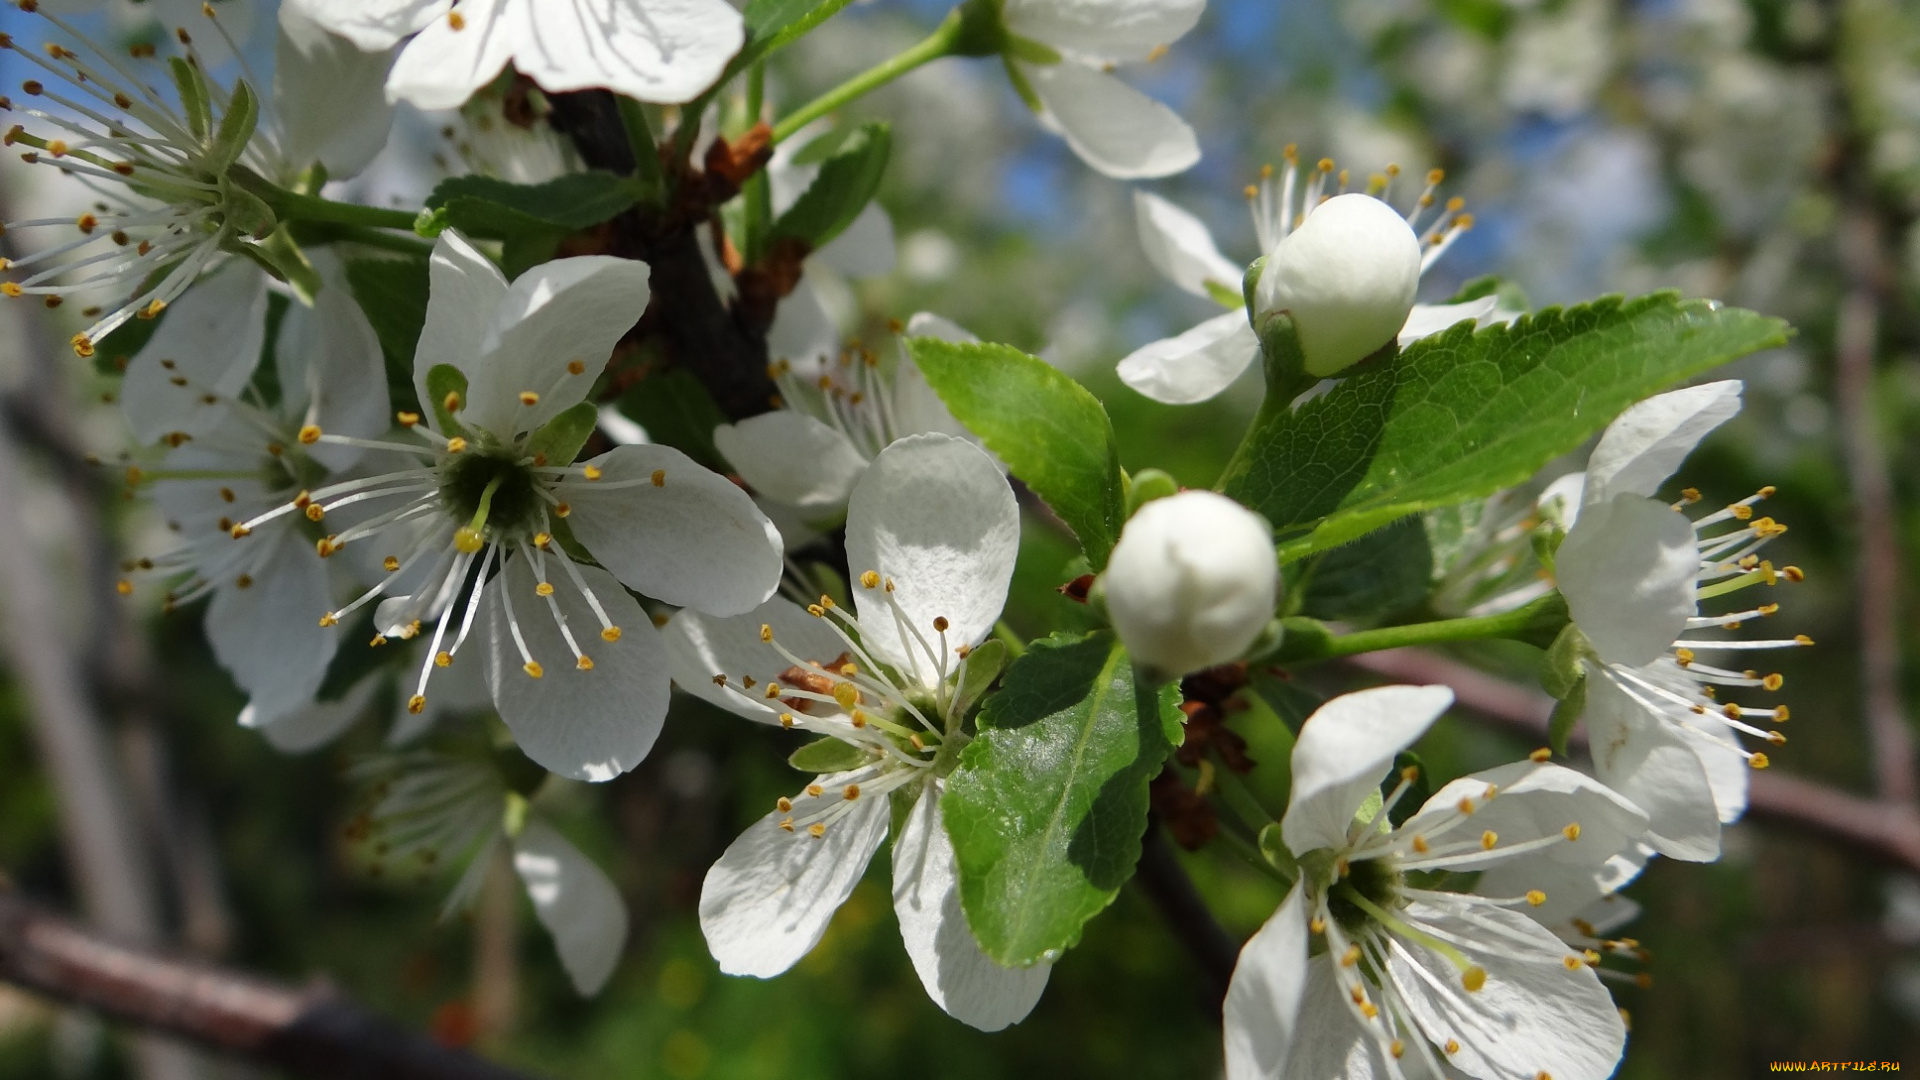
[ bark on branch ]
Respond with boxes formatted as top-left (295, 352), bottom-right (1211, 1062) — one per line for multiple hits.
top-left (0, 889), bottom-right (544, 1080)
top-left (1343, 648), bottom-right (1920, 874)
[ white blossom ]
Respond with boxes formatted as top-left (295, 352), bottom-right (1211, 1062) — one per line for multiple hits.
top-left (1224, 685), bottom-right (1647, 1080)
top-left (221, 230), bottom-right (782, 781)
top-left (1119, 151), bottom-right (1487, 404)
top-left (669, 434), bottom-right (1050, 1031)
top-left (1554, 381), bottom-right (1808, 861)
top-left (282, 0), bottom-right (746, 111)
top-left (0, 2), bottom-right (394, 354)
top-left (1000, 0), bottom-right (1204, 178)
top-left (1102, 490), bottom-right (1277, 678)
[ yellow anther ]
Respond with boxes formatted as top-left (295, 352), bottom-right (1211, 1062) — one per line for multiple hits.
top-left (1526, 889), bottom-right (1547, 906)
top-left (1563, 823), bottom-right (1581, 841)
top-left (443, 390), bottom-right (462, 413)
top-left (1445, 1040), bottom-right (1461, 1055)
top-left (317, 613), bottom-right (336, 627)
top-left (838, 662), bottom-right (858, 676)
top-left (1480, 830), bottom-right (1498, 850)
top-left (1389, 1040), bottom-right (1404, 1059)
top-left (533, 532), bottom-right (553, 549)
top-left (763, 684), bottom-right (782, 699)
top-left (1730, 503), bottom-right (1752, 520)
top-left (806, 784), bottom-right (823, 797)
top-left (1400, 764), bottom-right (1420, 783)
top-left (650, 469), bottom-right (665, 487)
top-left (807, 823), bottom-right (826, 838)
top-left (234, 574), bottom-right (253, 590)
top-left (1563, 955), bottom-right (1582, 970)
top-left (1335, 857), bottom-right (1350, 878)
top-left (778, 713), bottom-right (795, 728)
top-left (1340, 945), bottom-right (1361, 967)
top-left (116, 579), bottom-right (134, 595)
top-left (71, 334), bottom-right (94, 357)
top-left (1584, 949), bottom-right (1602, 965)
top-left (776, 797), bottom-right (793, 813)
top-left (297, 424), bottom-right (322, 444)
top-left (833, 683), bottom-right (861, 710)
top-left (818, 595), bottom-right (836, 609)
top-left (0, 283), bottom-right (19, 298)
top-left (518, 390), bottom-right (539, 406)
top-left (230, 524), bottom-right (251, 538)
top-left (524, 661), bottom-right (544, 679)
top-left (454, 526), bottom-right (484, 553)
top-left (1794, 633), bottom-right (1813, 645)
top-left (369, 635), bottom-right (387, 647)
top-left (1722, 703), bottom-right (1743, 719)
top-left (759, 623), bottom-right (773, 642)
top-left (860, 570), bottom-right (880, 589)
top-left (1243, 184), bottom-right (1259, 199)
top-left (534, 582), bottom-right (555, 597)
top-left (1674, 647), bottom-right (1695, 667)
top-left (1309, 917), bottom-right (1326, 934)
top-left (1462, 966), bottom-right (1487, 992)
top-left (1758, 603), bottom-right (1780, 617)
top-left (576, 655), bottom-right (593, 671)
top-left (843, 784), bottom-right (860, 801)
top-left (305, 504), bottom-right (325, 522)
top-left (434, 651), bottom-right (452, 667)
top-left (884, 578), bottom-right (896, 593)
top-left (778, 817), bottom-right (794, 832)
top-left (397, 410), bottom-right (421, 427)
top-left (601, 625), bottom-right (621, 642)
top-left (1457, 796), bottom-right (1476, 815)
top-left (807, 604), bottom-right (826, 617)
top-left (567, 360), bottom-right (586, 375)
top-left (407, 694), bottom-right (426, 714)
top-left (1783, 566), bottom-right (1805, 583)
top-left (1748, 752), bottom-right (1771, 770)
top-left (1529, 747), bottom-right (1552, 763)
top-left (581, 464), bottom-right (602, 481)
top-left (1412, 834), bottom-right (1429, 853)
top-left (1774, 705), bottom-right (1791, 722)
top-left (554, 502), bottom-right (571, 518)
top-left (1146, 42), bottom-right (1169, 61)
top-left (933, 616), bottom-right (950, 633)
top-left (741, 676), bottom-right (757, 690)
top-left (383, 556), bottom-right (400, 572)
top-left (1359, 1001), bottom-right (1379, 1019)
top-left (711, 675), bottom-right (727, 686)
top-left (444, 437), bottom-right (468, 454)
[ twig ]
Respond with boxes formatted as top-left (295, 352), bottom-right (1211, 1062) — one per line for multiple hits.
top-left (1834, 205), bottom-right (1915, 806)
top-left (1342, 649), bottom-right (1920, 873)
top-left (0, 889), bottom-right (544, 1080)
top-left (1134, 821), bottom-right (1241, 1011)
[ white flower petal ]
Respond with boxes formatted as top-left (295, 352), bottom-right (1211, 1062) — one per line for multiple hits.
top-left (1003, 0), bottom-right (1205, 62)
top-left (813, 203), bottom-right (896, 279)
top-left (275, 276), bottom-right (390, 472)
top-left (503, 0), bottom-right (744, 105)
top-left (282, 0), bottom-right (437, 50)
top-left (891, 316), bottom-right (977, 442)
top-left (481, 557), bottom-right (670, 781)
top-left (698, 773), bottom-right (890, 977)
top-left (383, 0), bottom-right (521, 110)
top-left (244, 670), bottom-right (380, 754)
top-left (274, 4), bottom-right (396, 179)
top-left (470, 254), bottom-right (651, 436)
top-left (1390, 899), bottom-right (1626, 1080)
top-left (122, 259), bottom-right (270, 444)
top-left (1585, 672), bottom-right (1722, 861)
top-left (1223, 882), bottom-right (1310, 1080)
top-left (1134, 191), bottom-right (1242, 300)
top-left (512, 818), bottom-right (630, 996)
top-left (844, 435), bottom-right (1019, 684)
top-left (1117, 310), bottom-right (1260, 405)
top-left (766, 277), bottom-right (841, 377)
top-left (1584, 381), bottom-right (1742, 504)
top-left (1403, 761), bottom-right (1647, 882)
top-left (1025, 61), bottom-right (1199, 180)
top-left (663, 597), bottom-right (850, 721)
top-left (1282, 685), bottom-right (1455, 856)
top-left (1287, 957), bottom-right (1398, 1078)
top-left (893, 784), bottom-right (1050, 1030)
top-left (1556, 494), bottom-right (1698, 667)
top-left (207, 524), bottom-right (339, 728)
top-left (1397, 296), bottom-right (1498, 346)
top-left (560, 444), bottom-right (783, 616)
top-left (714, 412), bottom-right (869, 518)
top-left (415, 230), bottom-right (510, 427)
top-left (1676, 709), bottom-right (1750, 824)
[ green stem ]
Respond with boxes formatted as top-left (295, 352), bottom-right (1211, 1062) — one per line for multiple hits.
top-left (617, 96), bottom-right (666, 206)
top-left (291, 222), bottom-right (432, 256)
top-left (992, 620), bottom-right (1027, 658)
top-left (1273, 593), bottom-right (1569, 665)
top-left (247, 177), bottom-right (418, 231)
top-left (771, 12), bottom-right (964, 143)
top-left (741, 63), bottom-right (772, 263)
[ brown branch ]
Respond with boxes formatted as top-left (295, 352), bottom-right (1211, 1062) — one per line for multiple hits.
top-left (0, 889), bottom-right (544, 1080)
top-left (1342, 649), bottom-right (1920, 874)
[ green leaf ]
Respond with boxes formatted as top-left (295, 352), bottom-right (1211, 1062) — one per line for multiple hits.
top-left (1220, 293), bottom-right (1790, 560)
top-left (616, 369), bottom-right (730, 471)
top-left (524, 402), bottom-right (599, 468)
top-left (738, 0), bottom-right (857, 68)
top-left (426, 364), bottom-right (470, 438)
top-left (769, 122), bottom-right (891, 251)
top-left (1123, 468), bottom-right (1179, 517)
top-left (1296, 517), bottom-right (1434, 620)
top-left (1541, 623), bottom-right (1588, 700)
top-left (422, 172), bottom-right (646, 240)
top-left (907, 338), bottom-right (1126, 569)
top-left (168, 57), bottom-right (210, 142)
top-left (788, 737), bottom-right (871, 774)
top-left (345, 255), bottom-right (430, 405)
top-left (950, 638), bottom-right (1008, 720)
top-left (1547, 675), bottom-right (1586, 758)
top-left (943, 632), bottom-right (1180, 966)
top-left (205, 80), bottom-right (259, 176)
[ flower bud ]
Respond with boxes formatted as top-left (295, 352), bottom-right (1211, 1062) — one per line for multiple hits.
top-left (1254, 193), bottom-right (1421, 377)
top-left (1103, 491), bottom-right (1279, 678)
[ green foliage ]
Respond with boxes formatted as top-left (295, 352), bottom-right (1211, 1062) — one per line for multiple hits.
top-left (943, 632), bottom-right (1181, 966)
top-left (788, 737), bottom-right (871, 774)
top-left (616, 370), bottom-right (731, 471)
top-left (738, 0), bottom-right (859, 68)
top-left (908, 338), bottom-right (1126, 569)
top-left (345, 255), bottom-right (431, 400)
top-left (525, 402), bottom-right (600, 467)
top-left (420, 173), bottom-right (649, 239)
top-left (207, 80), bottom-right (258, 177)
top-left (1296, 517), bottom-right (1434, 620)
top-left (426, 364), bottom-right (470, 437)
top-left (1220, 293), bottom-right (1791, 560)
top-left (770, 122), bottom-right (892, 251)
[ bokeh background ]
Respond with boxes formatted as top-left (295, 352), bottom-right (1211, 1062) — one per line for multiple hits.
top-left (1, 0), bottom-right (1918, 1075)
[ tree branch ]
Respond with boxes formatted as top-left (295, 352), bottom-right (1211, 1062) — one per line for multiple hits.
top-left (1134, 820), bottom-right (1241, 1012)
top-left (0, 889), bottom-right (545, 1080)
top-left (1342, 649), bottom-right (1920, 873)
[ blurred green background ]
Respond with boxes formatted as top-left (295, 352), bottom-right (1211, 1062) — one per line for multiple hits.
top-left (2, 0), bottom-right (1918, 1075)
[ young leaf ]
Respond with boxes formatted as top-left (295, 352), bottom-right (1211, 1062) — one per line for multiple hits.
top-left (426, 364), bottom-right (470, 437)
top-left (1547, 674), bottom-right (1587, 758)
top-left (206, 80), bottom-right (259, 177)
top-left (524, 402), bottom-right (599, 468)
top-left (422, 172), bottom-right (648, 240)
top-left (346, 255), bottom-right (431, 405)
top-left (907, 338), bottom-right (1126, 569)
top-left (1220, 293), bottom-right (1790, 560)
top-left (1296, 517), bottom-right (1434, 620)
top-left (769, 122), bottom-right (891, 251)
top-left (788, 737), bottom-right (870, 774)
top-left (942, 632), bottom-right (1181, 966)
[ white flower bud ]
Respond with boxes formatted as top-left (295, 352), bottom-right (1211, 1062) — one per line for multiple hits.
top-left (1254, 193), bottom-right (1422, 377)
top-left (1103, 491), bottom-right (1278, 678)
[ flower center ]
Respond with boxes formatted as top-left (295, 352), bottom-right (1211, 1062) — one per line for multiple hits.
top-left (1328, 855), bottom-right (1402, 936)
top-left (440, 449), bottom-right (545, 543)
